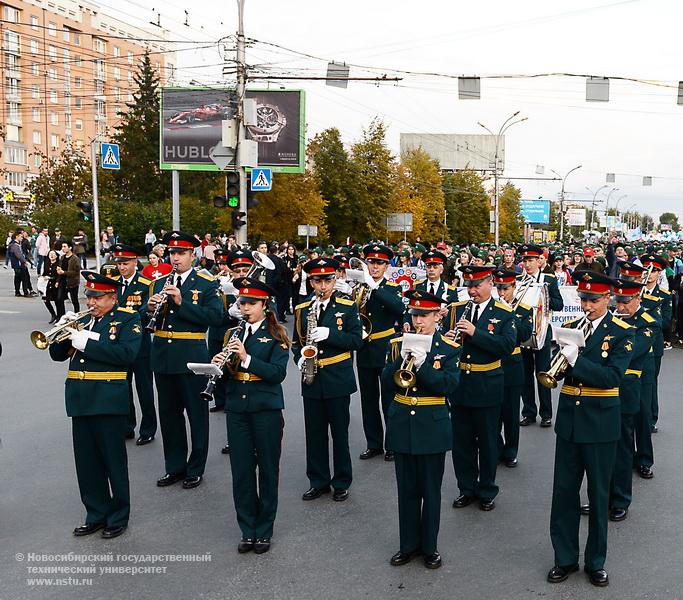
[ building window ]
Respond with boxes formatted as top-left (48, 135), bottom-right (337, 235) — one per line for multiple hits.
top-left (74, 55), bottom-right (81, 67)
top-left (6, 125), bottom-right (19, 142)
top-left (65, 114), bottom-right (71, 129)
top-left (33, 131), bottom-right (41, 144)
top-left (95, 59), bottom-right (105, 80)
top-left (3, 31), bottom-right (20, 54)
top-left (50, 134), bottom-right (59, 150)
top-left (3, 6), bottom-right (20, 23)
top-left (114, 87), bottom-right (121, 102)
top-left (31, 85), bottom-right (39, 99)
top-left (74, 32), bottom-right (81, 45)
top-left (48, 22), bottom-right (56, 36)
top-left (62, 26), bottom-right (70, 42)
top-left (75, 97), bottom-right (82, 108)
top-left (113, 46), bottom-right (120, 58)
top-left (30, 15), bottom-right (39, 30)
top-left (127, 51), bottom-right (133, 65)
top-left (114, 66), bottom-right (120, 80)
top-left (5, 53), bottom-right (18, 71)
top-left (34, 154), bottom-right (42, 167)
top-left (6, 78), bottom-right (19, 96)
top-left (32, 63), bottom-right (40, 76)
top-left (62, 48), bottom-right (70, 62)
top-left (48, 68), bottom-right (57, 79)
top-left (74, 76), bottom-right (81, 88)
top-left (93, 37), bottom-right (105, 53)
top-left (6, 147), bottom-right (27, 165)
top-left (50, 90), bottom-right (58, 103)
top-left (50, 112), bottom-right (58, 125)
top-left (48, 45), bottom-right (57, 60)
top-left (127, 71), bottom-right (133, 84)
top-left (95, 80), bottom-right (104, 95)
top-left (6, 171), bottom-right (28, 188)
top-left (32, 108), bottom-right (40, 122)
top-left (30, 39), bottom-right (39, 54)
top-left (7, 101), bottom-right (20, 121)
top-left (75, 119), bottom-right (83, 131)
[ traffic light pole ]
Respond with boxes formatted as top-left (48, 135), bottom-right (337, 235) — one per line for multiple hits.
top-left (91, 140), bottom-right (102, 270)
top-left (235, 0), bottom-right (248, 246)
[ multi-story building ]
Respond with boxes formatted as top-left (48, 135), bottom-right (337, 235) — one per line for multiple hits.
top-left (0, 0), bottom-right (175, 210)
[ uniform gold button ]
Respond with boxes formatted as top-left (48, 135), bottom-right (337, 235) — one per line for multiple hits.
top-left (168, 340), bottom-right (172, 344)
top-left (242, 395), bottom-right (246, 399)
top-left (410, 410), bottom-right (415, 416)
top-left (466, 355), bottom-right (471, 359)
top-left (576, 401), bottom-right (580, 406)
top-left (80, 359), bottom-right (85, 364)
top-left (411, 387), bottom-right (417, 392)
top-left (319, 350), bottom-right (324, 355)
top-left (168, 325), bottom-right (173, 329)
top-left (169, 310), bottom-right (174, 314)
top-left (368, 312), bottom-right (372, 316)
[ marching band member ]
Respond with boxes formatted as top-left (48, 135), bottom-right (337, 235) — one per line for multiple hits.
top-left (382, 290), bottom-right (460, 570)
top-left (517, 244), bottom-right (564, 428)
top-left (446, 265), bottom-right (517, 511)
top-left (148, 231), bottom-right (224, 490)
top-left (547, 272), bottom-right (634, 587)
top-left (356, 244), bottom-right (405, 462)
top-left (211, 278), bottom-right (289, 555)
top-left (49, 271), bottom-right (142, 539)
top-left (110, 243), bottom-right (156, 445)
top-left (492, 268), bottom-right (533, 468)
top-left (292, 257), bottom-right (363, 502)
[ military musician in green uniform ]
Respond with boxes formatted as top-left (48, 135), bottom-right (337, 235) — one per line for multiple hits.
top-left (292, 257), bottom-right (364, 502)
top-left (383, 289), bottom-right (460, 570)
top-left (49, 271), bottom-right (142, 539)
top-left (547, 271), bottom-right (634, 587)
top-left (210, 278), bottom-right (289, 555)
top-left (148, 231), bottom-right (224, 490)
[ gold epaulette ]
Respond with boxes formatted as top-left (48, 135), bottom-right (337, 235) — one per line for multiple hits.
top-left (641, 312), bottom-right (656, 323)
top-left (448, 300), bottom-right (468, 308)
top-left (137, 276), bottom-right (151, 285)
top-left (112, 275), bottom-right (121, 281)
top-left (335, 297), bottom-right (354, 306)
top-left (642, 293), bottom-right (661, 302)
top-left (612, 316), bottom-right (632, 330)
top-left (390, 336), bottom-right (403, 344)
top-left (222, 326), bottom-right (240, 345)
top-left (196, 270), bottom-right (216, 281)
top-left (440, 335), bottom-right (460, 348)
top-left (117, 306), bottom-right (135, 314)
top-left (562, 318), bottom-right (583, 328)
top-left (447, 284), bottom-right (455, 291)
top-left (295, 300), bottom-right (313, 311)
top-left (660, 288), bottom-right (671, 296)
top-left (415, 279), bottom-right (426, 286)
top-left (519, 303), bottom-right (532, 310)
top-left (495, 301), bottom-right (512, 312)
top-left (386, 281), bottom-right (400, 286)
top-left (545, 272), bottom-right (556, 278)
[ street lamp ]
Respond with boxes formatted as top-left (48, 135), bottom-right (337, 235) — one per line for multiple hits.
top-left (586, 184), bottom-right (608, 229)
top-left (551, 165), bottom-right (582, 241)
top-left (602, 187), bottom-right (620, 232)
top-left (478, 112), bottom-right (528, 245)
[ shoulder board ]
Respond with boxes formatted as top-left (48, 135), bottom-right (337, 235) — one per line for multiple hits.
top-left (117, 306), bottom-right (135, 314)
top-left (390, 336), bottom-right (403, 344)
top-left (519, 303), bottom-right (532, 310)
top-left (495, 301), bottom-right (512, 312)
top-left (659, 288), bottom-right (671, 296)
top-left (440, 335), bottom-right (460, 348)
top-left (448, 301), bottom-right (468, 308)
top-left (111, 275), bottom-right (121, 281)
top-left (642, 293), bottom-right (661, 302)
top-left (335, 297), bottom-right (354, 306)
top-left (611, 316), bottom-right (632, 330)
top-left (545, 272), bottom-right (556, 278)
top-left (562, 318), bottom-right (583, 328)
top-left (137, 276), bottom-right (151, 285)
top-left (386, 281), bottom-right (400, 287)
top-left (415, 279), bottom-right (426, 285)
top-left (446, 284), bottom-right (455, 291)
top-left (641, 312), bottom-right (656, 323)
top-left (196, 271), bottom-right (216, 281)
top-left (295, 300), bottom-right (313, 311)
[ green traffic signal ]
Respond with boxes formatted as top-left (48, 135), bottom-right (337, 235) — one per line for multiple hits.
top-left (227, 195), bottom-right (239, 208)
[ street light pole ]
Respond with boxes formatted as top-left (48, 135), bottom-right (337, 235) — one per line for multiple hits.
top-left (478, 112), bottom-right (528, 245)
top-left (603, 187), bottom-right (620, 233)
top-left (235, 0), bottom-right (248, 246)
top-left (586, 184), bottom-right (608, 230)
top-left (552, 165), bottom-right (582, 241)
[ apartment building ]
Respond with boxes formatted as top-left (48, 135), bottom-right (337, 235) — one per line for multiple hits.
top-left (0, 0), bottom-right (175, 207)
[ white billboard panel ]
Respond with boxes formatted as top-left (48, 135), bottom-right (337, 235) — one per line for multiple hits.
top-left (400, 133), bottom-right (503, 172)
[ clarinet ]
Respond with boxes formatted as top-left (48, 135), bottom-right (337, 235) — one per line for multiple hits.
top-left (199, 320), bottom-right (247, 401)
top-left (452, 300), bottom-right (474, 344)
top-left (145, 265), bottom-right (177, 333)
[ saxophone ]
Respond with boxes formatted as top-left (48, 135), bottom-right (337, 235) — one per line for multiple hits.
top-left (301, 295), bottom-right (322, 385)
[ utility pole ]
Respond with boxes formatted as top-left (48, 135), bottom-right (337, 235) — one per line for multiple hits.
top-left (552, 165), bottom-right (582, 241)
top-left (235, 0), bottom-right (248, 246)
top-left (586, 184), bottom-right (608, 230)
top-left (90, 140), bottom-right (102, 270)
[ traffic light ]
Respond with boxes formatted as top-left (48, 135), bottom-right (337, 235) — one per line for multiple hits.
top-left (76, 200), bottom-right (93, 222)
top-left (213, 195), bottom-right (227, 208)
top-left (226, 172), bottom-right (240, 208)
top-left (231, 209), bottom-right (246, 230)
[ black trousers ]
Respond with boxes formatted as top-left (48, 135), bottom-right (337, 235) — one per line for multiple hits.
top-left (498, 384), bottom-right (522, 460)
top-left (358, 365), bottom-right (390, 451)
top-left (13, 267), bottom-right (31, 294)
top-left (56, 286), bottom-right (80, 316)
top-left (126, 356), bottom-right (157, 438)
top-left (521, 345), bottom-right (552, 421)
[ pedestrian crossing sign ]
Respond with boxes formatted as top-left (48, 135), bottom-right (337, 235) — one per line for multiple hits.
top-left (101, 143), bottom-right (120, 170)
top-left (250, 168), bottom-right (272, 191)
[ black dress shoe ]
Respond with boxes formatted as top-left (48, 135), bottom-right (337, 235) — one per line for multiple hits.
top-left (519, 417), bottom-right (536, 426)
top-left (221, 444), bottom-right (230, 455)
top-left (156, 472), bottom-right (185, 487)
top-left (333, 489), bottom-right (349, 502)
top-left (136, 435), bottom-right (154, 446)
top-left (209, 405), bottom-right (223, 413)
top-left (638, 465), bottom-right (653, 479)
top-left (237, 538), bottom-right (255, 553)
top-left (359, 448), bottom-right (383, 460)
top-left (102, 525), bottom-right (127, 539)
top-left (182, 475), bottom-right (203, 489)
top-left (547, 564), bottom-right (579, 583)
top-left (609, 507), bottom-right (628, 522)
top-left (423, 552), bottom-right (442, 569)
top-left (585, 567), bottom-right (609, 587)
top-left (125, 431), bottom-right (135, 440)
top-left (479, 499), bottom-right (496, 511)
top-left (384, 451), bottom-right (395, 462)
top-left (254, 538), bottom-right (271, 554)
top-left (580, 503), bottom-right (590, 516)
top-left (504, 458), bottom-right (518, 468)
top-left (452, 494), bottom-right (473, 508)
top-left (389, 549), bottom-right (421, 566)
top-left (540, 418), bottom-right (552, 428)
top-left (73, 522), bottom-right (105, 536)
top-left (49, 316), bottom-right (58, 324)
top-left (302, 486), bottom-right (330, 501)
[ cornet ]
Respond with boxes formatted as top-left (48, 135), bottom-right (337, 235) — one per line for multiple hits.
top-left (30, 309), bottom-right (93, 350)
top-left (393, 327), bottom-right (426, 389)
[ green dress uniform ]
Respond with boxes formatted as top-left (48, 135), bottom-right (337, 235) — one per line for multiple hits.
top-left (609, 306), bottom-right (654, 510)
top-left (356, 279), bottom-right (405, 451)
top-left (50, 306), bottom-right (142, 529)
top-left (382, 331), bottom-right (460, 557)
top-left (223, 319), bottom-right (288, 541)
top-left (550, 312), bottom-right (634, 572)
top-left (293, 293), bottom-right (363, 491)
top-left (208, 291), bottom-right (238, 410)
top-left (149, 268), bottom-right (224, 478)
top-left (446, 297), bottom-right (517, 502)
top-left (116, 271), bottom-right (156, 439)
top-left (401, 279), bottom-right (457, 329)
top-left (642, 284), bottom-right (671, 425)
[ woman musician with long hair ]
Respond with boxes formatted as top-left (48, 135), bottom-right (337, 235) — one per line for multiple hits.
top-left (211, 277), bottom-right (290, 556)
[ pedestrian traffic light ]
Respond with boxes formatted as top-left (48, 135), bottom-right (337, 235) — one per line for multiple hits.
top-left (213, 195), bottom-right (228, 209)
top-left (226, 172), bottom-right (240, 208)
top-left (76, 201), bottom-right (93, 222)
top-left (231, 209), bottom-right (246, 230)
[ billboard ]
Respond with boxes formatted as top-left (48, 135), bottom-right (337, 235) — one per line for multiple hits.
top-left (399, 133), bottom-right (502, 171)
top-left (520, 199), bottom-right (550, 224)
top-left (565, 208), bottom-right (586, 227)
top-left (160, 88), bottom-right (305, 173)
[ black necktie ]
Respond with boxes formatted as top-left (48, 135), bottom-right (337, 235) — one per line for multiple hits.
top-left (176, 275), bottom-right (182, 288)
top-left (318, 302), bottom-right (327, 323)
top-left (429, 283), bottom-right (435, 295)
top-left (472, 304), bottom-right (480, 326)
top-left (244, 326), bottom-right (253, 345)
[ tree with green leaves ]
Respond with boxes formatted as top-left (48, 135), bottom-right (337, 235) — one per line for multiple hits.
top-left (497, 181), bottom-right (524, 243)
top-left (26, 144), bottom-right (91, 206)
top-left (442, 170), bottom-right (489, 243)
top-left (659, 212), bottom-right (680, 232)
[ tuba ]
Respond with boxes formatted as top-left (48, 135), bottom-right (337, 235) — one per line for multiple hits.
top-left (30, 309), bottom-right (93, 349)
top-left (537, 316), bottom-right (592, 388)
top-left (347, 257), bottom-right (373, 340)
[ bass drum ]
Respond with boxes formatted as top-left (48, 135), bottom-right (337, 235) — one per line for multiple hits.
top-left (520, 283), bottom-right (550, 350)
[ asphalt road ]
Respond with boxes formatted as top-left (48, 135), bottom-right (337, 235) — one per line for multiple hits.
top-left (1, 266), bottom-right (681, 600)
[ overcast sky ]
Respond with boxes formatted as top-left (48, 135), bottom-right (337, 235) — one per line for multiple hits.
top-left (110, 0), bottom-right (683, 220)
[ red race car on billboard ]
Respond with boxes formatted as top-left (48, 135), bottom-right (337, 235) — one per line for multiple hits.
top-left (168, 103), bottom-right (230, 125)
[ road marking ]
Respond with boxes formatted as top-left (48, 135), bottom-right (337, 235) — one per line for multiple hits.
top-left (0, 310), bottom-right (20, 314)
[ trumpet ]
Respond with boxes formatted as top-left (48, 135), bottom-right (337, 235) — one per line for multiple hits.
top-left (30, 309), bottom-right (93, 349)
top-left (537, 315), bottom-right (592, 389)
top-left (393, 326), bottom-right (423, 389)
top-left (347, 257), bottom-right (373, 340)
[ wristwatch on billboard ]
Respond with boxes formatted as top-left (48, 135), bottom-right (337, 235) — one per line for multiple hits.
top-left (246, 103), bottom-right (287, 143)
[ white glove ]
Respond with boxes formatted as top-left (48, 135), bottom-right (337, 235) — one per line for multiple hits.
top-left (228, 302), bottom-right (242, 319)
top-left (560, 344), bottom-right (579, 367)
top-left (219, 276), bottom-right (238, 296)
top-left (334, 279), bottom-right (353, 295)
top-left (69, 329), bottom-right (90, 351)
top-left (296, 356), bottom-right (306, 371)
top-left (364, 272), bottom-right (380, 290)
top-left (411, 347), bottom-right (428, 370)
top-left (56, 311), bottom-right (78, 326)
top-left (311, 327), bottom-right (330, 342)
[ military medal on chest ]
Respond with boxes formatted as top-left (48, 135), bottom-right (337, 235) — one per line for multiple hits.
top-left (190, 289), bottom-right (201, 304)
top-left (109, 321), bottom-right (120, 340)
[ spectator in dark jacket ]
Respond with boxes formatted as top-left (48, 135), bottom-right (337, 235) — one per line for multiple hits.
top-left (8, 231), bottom-right (36, 296)
top-left (55, 240), bottom-right (81, 316)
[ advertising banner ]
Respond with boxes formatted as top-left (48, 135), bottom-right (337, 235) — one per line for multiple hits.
top-left (386, 266), bottom-right (425, 295)
top-left (552, 286), bottom-right (582, 325)
top-left (520, 199), bottom-right (551, 224)
top-left (160, 88), bottom-right (305, 173)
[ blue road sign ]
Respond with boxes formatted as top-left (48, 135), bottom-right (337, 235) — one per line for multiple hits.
top-left (100, 143), bottom-right (120, 170)
top-left (250, 168), bottom-right (272, 191)
top-left (520, 199), bottom-right (550, 224)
